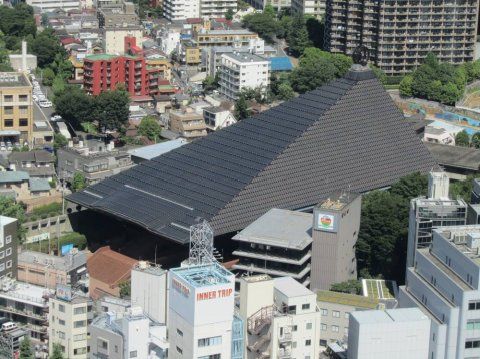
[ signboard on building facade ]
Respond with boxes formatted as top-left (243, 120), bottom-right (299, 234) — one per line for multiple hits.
top-left (26, 232), bottom-right (50, 244)
top-left (313, 210), bottom-right (339, 233)
top-left (56, 284), bottom-right (72, 301)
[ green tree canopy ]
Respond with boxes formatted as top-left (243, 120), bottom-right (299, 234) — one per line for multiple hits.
top-left (472, 132), bottom-right (480, 149)
top-left (29, 28), bottom-right (66, 68)
top-left (0, 4), bottom-right (36, 50)
top-left (455, 130), bottom-right (470, 147)
top-left (49, 343), bottom-right (65, 359)
top-left (399, 75), bottom-right (414, 97)
top-left (71, 172), bottom-right (86, 192)
top-left (242, 10), bottom-right (278, 43)
top-left (330, 280), bottom-right (362, 295)
top-left (286, 15), bottom-right (312, 57)
top-left (19, 335), bottom-right (33, 359)
top-left (53, 133), bottom-right (68, 151)
top-left (450, 174), bottom-right (475, 202)
top-left (369, 65), bottom-right (387, 86)
top-left (225, 8), bottom-right (234, 20)
top-left (119, 280), bottom-right (131, 298)
top-left (290, 55), bottom-right (337, 93)
top-left (54, 86), bottom-right (94, 130)
top-left (138, 116), bottom-right (162, 142)
top-left (94, 89), bottom-right (130, 132)
top-left (42, 68), bottom-right (55, 86)
top-left (277, 82), bottom-right (295, 100)
top-left (234, 94), bottom-right (251, 120)
top-left (202, 74), bottom-right (220, 93)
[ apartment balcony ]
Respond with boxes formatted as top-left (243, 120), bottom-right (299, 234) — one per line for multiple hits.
top-left (278, 333), bottom-right (292, 343)
top-left (278, 349), bottom-right (292, 359)
top-left (0, 305), bottom-right (47, 321)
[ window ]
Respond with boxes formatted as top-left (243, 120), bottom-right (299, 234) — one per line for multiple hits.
top-left (302, 303), bottom-right (310, 310)
top-left (0, 252), bottom-right (5, 259)
top-left (0, 263), bottom-right (5, 272)
top-left (198, 355), bottom-right (220, 359)
top-left (306, 322), bottom-right (312, 330)
top-left (305, 339), bottom-right (311, 346)
top-left (3, 95), bottom-right (13, 102)
top-left (4, 107), bottom-right (13, 115)
top-left (74, 348), bottom-right (87, 355)
top-left (130, 351), bottom-right (137, 358)
top-left (321, 309), bottom-right (328, 316)
top-left (74, 320), bottom-right (86, 328)
top-left (466, 320), bottom-right (480, 330)
top-left (74, 307), bottom-right (86, 315)
top-left (332, 310), bottom-right (340, 318)
top-left (176, 346), bottom-right (183, 354)
top-left (468, 301), bottom-right (480, 310)
top-left (198, 336), bottom-right (222, 347)
top-left (59, 319), bottom-right (65, 326)
top-left (344, 327), bottom-right (348, 335)
top-left (332, 325), bottom-right (339, 333)
top-left (292, 342), bottom-right (297, 348)
top-left (19, 106), bottom-right (28, 114)
top-left (19, 95), bottom-right (28, 102)
top-left (320, 339), bottom-right (327, 347)
top-left (59, 304), bottom-right (65, 312)
top-left (465, 339), bottom-right (480, 348)
top-left (4, 120), bottom-right (13, 127)
top-left (292, 325), bottom-right (297, 332)
top-left (345, 312), bottom-right (350, 319)
top-left (5, 248), bottom-right (11, 256)
top-left (58, 331), bottom-right (65, 339)
top-left (6, 261), bottom-right (11, 269)
top-left (5, 235), bottom-right (11, 244)
top-left (98, 338), bottom-right (108, 350)
top-left (19, 119), bottom-right (28, 127)
top-left (321, 324), bottom-right (327, 331)
top-left (177, 328), bottom-right (183, 336)
top-left (74, 334), bottom-right (87, 341)
top-left (288, 305), bottom-right (296, 314)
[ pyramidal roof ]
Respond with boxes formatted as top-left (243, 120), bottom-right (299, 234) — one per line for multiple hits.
top-left (68, 66), bottom-right (436, 244)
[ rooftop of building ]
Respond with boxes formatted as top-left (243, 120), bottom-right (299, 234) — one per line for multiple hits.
top-left (316, 191), bottom-right (360, 212)
top-left (362, 279), bottom-right (396, 300)
top-left (0, 216), bottom-right (16, 227)
top-left (84, 53), bottom-right (118, 61)
top-left (0, 73), bottom-right (30, 87)
top-left (198, 29), bottom-right (255, 36)
top-left (414, 196), bottom-right (467, 207)
top-left (19, 250), bottom-right (87, 271)
top-left (232, 208), bottom-right (312, 250)
top-left (274, 276), bottom-right (313, 298)
top-left (132, 261), bottom-right (166, 276)
top-left (223, 52), bottom-right (268, 63)
top-left (28, 177), bottom-right (51, 192)
top-left (351, 308), bottom-right (429, 325)
top-left (317, 290), bottom-right (379, 309)
top-left (87, 246), bottom-right (138, 286)
top-left (0, 171), bottom-right (29, 184)
top-left (425, 142), bottom-right (480, 170)
top-left (0, 281), bottom-right (53, 307)
top-left (128, 139), bottom-right (187, 161)
top-left (434, 226), bottom-right (480, 266)
top-left (241, 274), bottom-right (272, 283)
top-left (170, 263), bottom-right (232, 288)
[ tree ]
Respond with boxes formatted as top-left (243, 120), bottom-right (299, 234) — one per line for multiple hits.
top-left (0, 4), bottom-right (36, 50)
top-left (277, 82), bottom-right (295, 100)
top-left (286, 15), bottom-right (311, 57)
top-left (94, 89), bottom-right (130, 132)
top-left (225, 8), bottom-right (234, 20)
top-left (49, 343), bottom-right (65, 359)
top-left (290, 56), bottom-right (337, 93)
top-left (202, 74), bottom-right (219, 93)
top-left (242, 11), bottom-right (278, 43)
top-left (234, 94), bottom-right (251, 120)
top-left (19, 335), bottom-right (33, 359)
top-left (472, 132), bottom-right (480, 149)
top-left (399, 75), bottom-right (414, 97)
top-left (390, 171), bottom-right (428, 200)
top-left (330, 280), bottom-right (362, 295)
top-left (119, 280), bottom-right (131, 298)
top-left (450, 174), bottom-right (475, 202)
top-left (71, 172), bottom-right (86, 192)
top-left (42, 68), bottom-right (55, 86)
top-left (54, 86), bottom-right (93, 129)
top-left (138, 116), bottom-right (162, 142)
top-left (455, 130), bottom-right (470, 147)
top-left (29, 28), bottom-right (66, 68)
top-left (53, 133), bottom-right (68, 151)
top-left (369, 65), bottom-right (387, 86)
top-left (52, 76), bottom-right (66, 97)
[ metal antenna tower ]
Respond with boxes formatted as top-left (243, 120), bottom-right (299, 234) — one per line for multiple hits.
top-left (188, 218), bottom-right (215, 265)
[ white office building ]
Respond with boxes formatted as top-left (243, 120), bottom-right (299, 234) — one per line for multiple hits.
top-left (200, 0), bottom-right (237, 18)
top-left (219, 52), bottom-right (270, 101)
top-left (399, 225), bottom-right (480, 359)
top-left (131, 261), bottom-right (167, 324)
top-left (239, 275), bottom-right (321, 359)
top-left (25, 0), bottom-right (80, 12)
top-left (348, 308), bottom-right (430, 359)
top-left (168, 263), bottom-right (241, 359)
top-left (163, 0), bottom-right (200, 21)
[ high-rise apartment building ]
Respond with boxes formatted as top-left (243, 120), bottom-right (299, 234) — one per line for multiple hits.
top-left (0, 216), bottom-right (17, 280)
top-left (0, 73), bottom-right (33, 146)
top-left (399, 225), bottom-right (480, 359)
top-left (310, 192), bottom-right (361, 291)
top-left (291, 0), bottom-right (325, 18)
top-left (406, 171), bottom-right (467, 267)
top-left (25, 0), bottom-right (80, 12)
top-left (48, 287), bottom-right (92, 359)
top-left (324, 0), bottom-right (479, 75)
top-left (163, 0), bottom-right (236, 20)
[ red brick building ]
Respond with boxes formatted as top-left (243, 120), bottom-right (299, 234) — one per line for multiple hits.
top-left (83, 37), bottom-right (162, 97)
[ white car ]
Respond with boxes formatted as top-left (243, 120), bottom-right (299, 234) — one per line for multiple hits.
top-left (32, 95), bottom-right (38, 101)
top-left (38, 100), bottom-right (52, 108)
top-left (50, 115), bottom-right (62, 121)
top-left (37, 96), bottom-right (46, 102)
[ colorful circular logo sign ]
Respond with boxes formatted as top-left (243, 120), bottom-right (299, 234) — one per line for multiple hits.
top-left (320, 215), bottom-right (332, 228)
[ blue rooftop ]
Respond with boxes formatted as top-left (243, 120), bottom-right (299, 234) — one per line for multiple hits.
top-left (171, 263), bottom-right (232, 288)
top-left (270, 57), bottom-right (293, 71)
top-left (0, 171), bottom-right (29, 184)
top-left (29, 177), bottom-right (51, 192)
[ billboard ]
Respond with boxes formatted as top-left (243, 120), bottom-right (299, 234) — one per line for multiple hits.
top-left (61, 243), bottom-right (74, 256)
top-left (314, 211), bottom-right (339, 233)
top-left (56, 284), bottom-right (72, 301)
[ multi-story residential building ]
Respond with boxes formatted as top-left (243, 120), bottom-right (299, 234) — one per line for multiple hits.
top-left (169, 109), bottom-right (207, 140)
top-left (239, 275), bottom-right (321, 359)
top-left (316, 290), bottom-right (380, 348)
top-left (406, 171), bottom-right (467, 267)
top-left (0, 280), bottom-right (52, 341)
top-left (203, 106), bottom-right (237, 131)
top-left (232, 208), bottom-right (313, 286)
top-left (195, 29), bottom-right (259, 48)
top-left (97, 1), bottom-right (138, 28)
top-left (348, 308), bottom-right (431, 359)
top-left (291, 0), bottom-right (324, 18)
top-left (310, 192), bottom-right (361, 291)
top-left (89, 306), bottom-right (168, 358)
top-left (130, 261), bottom-right (167, 324)
top-left (83, 38), bottom-right (162, 97)
top-left (200, 0), bottom-right (237, 18)
top-left (56, 140), bottom-right (134, 185)
top-left (104, 26), bottom-right (143, 55)
top-left (17, 250), bottom-right (88, 290)
top-left (324, 0), bottom-right (479, 75)
top-left (219, 52), bottom-right (270, 101)
top-left (48, 287), bottom-right (92, 358)
top-left (0, 216), bottom-right (17, 281)
top-left (247, 0), bottom-right (291, 10)
top-left (168, 263), bottom-right (241, 359)
top-left (9, 150), bottom-right (55, 181)
top-left (25, 0), bottom-right (80, 12)
top-left (0, 73), bottom-right (33, 146)
top-left (163, 0), bottom-right (236, 20)
top-left (179, 40), bottom-right (201, 65)
top-left (399, 225), bottom-right (480, 359)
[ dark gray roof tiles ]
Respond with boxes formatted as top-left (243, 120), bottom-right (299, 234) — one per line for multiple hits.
top-left (68, 67), bottom-right (437, 244)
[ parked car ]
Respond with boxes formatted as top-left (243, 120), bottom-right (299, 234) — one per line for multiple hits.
top-left (50, 115), bottom-right (62, 121)
top-left (39, 100), bottom-right (52, 108)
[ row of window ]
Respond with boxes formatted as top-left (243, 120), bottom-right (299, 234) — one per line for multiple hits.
top-left (0, 260), bottom-right (13, 272)
top-left (321, 323), bottom-right (348, 335)
top-left (465, 339), bottom-right (480, 348)
top-left (320, 309), bottom-right (349, 318)
top-left (2, 106), bottom-right (29, 115)
top-left (198, 336), bottom-right (222, 347)
top-left (2, 95), bottom-right (29, 102)
top-left (2, 119), bottom-right (29, 127)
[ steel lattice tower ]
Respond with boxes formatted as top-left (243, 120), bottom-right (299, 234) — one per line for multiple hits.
top-left (188, 219), bottom-right (215, 265)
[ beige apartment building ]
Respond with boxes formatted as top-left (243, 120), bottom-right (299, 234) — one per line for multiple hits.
top-left (324, 0), bottom-right (479, 75)
top-left (48, 289), bottom-right (92, 358)
top-left (0, 72), bottom-right (33, 145)
top-left (195, 30), bottom-right (259, 48)
top-left (104, 26), bottom-right (143, 54)
top-left (170, 109), bottom-right (207, 140)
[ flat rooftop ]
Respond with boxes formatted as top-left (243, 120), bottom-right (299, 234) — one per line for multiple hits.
top-left (316, 191), bottom-right (360, 212)
top-left (0, 282), bottom-right (53, 307)
top-left (223, 52), bottom-right (268, 63)
top-left (242, 274), bottom-right (272, 283)
top-left (0, 73), bottom-right (30, 87)
top-left (362, 279), bottom-right (396, 300)
top-left (425, 142), bottom-right (480, 170)
top-left (0, 216), bottom-right (16, 227)
top-left (435, 226), bottom-right (480, 265)
top-left (274, 276), bottom-right (313, 298)
top-left (232, 208), bottom-right (312, 250)
top-left (19, 250), bottom-right (87, 272)
top-left (351, 308), bottom-right (429, 324)
top-left (415, 197), bottom-right (467, 207)
top-left (128, 139), bottom-right (187, 161)
top-left (317, 290), bottom-right (379, 309)
top-left (200, 29), bottom-right (255, 36)
top-left (170, 263), bottom-right (232, 288)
